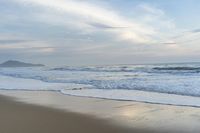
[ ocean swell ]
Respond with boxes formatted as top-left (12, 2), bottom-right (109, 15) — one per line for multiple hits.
top-left (0, 63), bottom-right (200, 99)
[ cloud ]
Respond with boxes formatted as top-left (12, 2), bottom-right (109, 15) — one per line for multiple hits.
top-left (0, 34), bottom-right (54, 53)
top-left (191, 29), bottom-right (200, 33)
top-left (166, 28), bottom-right (200, 45)
top-left (30, 47), bottom-right (55, 53)
top-left (161, 42), bottom-right (176, 45)
top-left (88, 22), bottom-right (128, 29)
top-left (0, 39), bottom-right (31, 44)
top-left (138, 4), bottom-right (164, 17)
top-left (14, 0), bottom-right (158, 44)
top-left (3, 0), bottom-right (193, 65)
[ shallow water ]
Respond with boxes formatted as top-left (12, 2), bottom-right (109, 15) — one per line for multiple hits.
top-left (1, 63), bottom-right (200, 105)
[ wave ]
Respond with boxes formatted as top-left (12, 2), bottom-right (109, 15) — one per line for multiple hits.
top-left (153, 67), bottom-right (200, 71)
top-left (0, 75), bottom-right (93, 91)
top-left (2, 73), bottom-right (200, 107)
top-left (50, 66), bottom-right (143, 72)
top-left (51, 66), bottom-right (200, 74)
top-left (1, 71), bottom-right (200, 97)
top-left (1, 63), bottom-right (200, 99)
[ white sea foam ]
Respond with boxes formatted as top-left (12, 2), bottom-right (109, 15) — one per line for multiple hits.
top-left (61, 89), bottom-right (200, 107)
top-left (2, 74), bottom-right (200, 107)
top-left (0, 75), bottom-right (92, 91)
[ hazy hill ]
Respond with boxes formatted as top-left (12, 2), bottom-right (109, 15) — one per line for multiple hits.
top-left (0, 60), bottom-right (45, 67)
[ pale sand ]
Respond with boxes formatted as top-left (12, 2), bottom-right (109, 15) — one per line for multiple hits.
top-left (1, 90), bottom-right (200, 133)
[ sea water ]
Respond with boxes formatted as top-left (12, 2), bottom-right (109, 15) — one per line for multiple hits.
top-left (1, 63), bottom-right (200, 106)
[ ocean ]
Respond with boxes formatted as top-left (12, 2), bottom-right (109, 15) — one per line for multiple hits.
top-left (1, 63), bottom-right (200, 106)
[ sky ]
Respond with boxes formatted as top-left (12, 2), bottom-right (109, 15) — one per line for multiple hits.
top-left (1, 0), bottom-right (200, 66)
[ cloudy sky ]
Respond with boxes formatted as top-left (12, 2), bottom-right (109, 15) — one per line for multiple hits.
top-left (1, 0), bottom-right (200, 66)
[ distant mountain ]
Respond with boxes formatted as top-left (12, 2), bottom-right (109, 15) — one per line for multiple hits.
top-left (0, 60), bottom-right (45, 67)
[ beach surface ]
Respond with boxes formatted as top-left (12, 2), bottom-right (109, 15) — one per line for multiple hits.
top-left (1, 90), bottom-right (200, 133)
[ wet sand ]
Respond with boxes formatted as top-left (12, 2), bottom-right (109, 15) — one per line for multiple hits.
top-left (1, 90), bottom-right (200, 133)
top-left (0, 94), bottom-right (160, 133)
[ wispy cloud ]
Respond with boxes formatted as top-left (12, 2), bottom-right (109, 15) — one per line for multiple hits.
top-left (191, 28), bottom-right (200, 33)
top-left (88, 22), bottom-right (128, 29)
top-left (4, 0), bottom-right (200, 65)
top-left (0, 39), bottom-right (31, 44)
top-left (0, 34), bottom-right (55, 53)
top-left (14, 0), bottom-right (159, 43)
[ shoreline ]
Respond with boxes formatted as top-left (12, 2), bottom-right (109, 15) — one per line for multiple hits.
top-left (1, 90), bottom-right (200, 133)
top-left (62, 88), bottom-right (200, 108)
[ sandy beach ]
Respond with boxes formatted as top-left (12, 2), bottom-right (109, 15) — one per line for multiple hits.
top-left (0, 90), bottom-right (200, 133)
top-left (0, 95), bottom-right (137, 133)
top-left (0, 92), bottom-right (163, 133)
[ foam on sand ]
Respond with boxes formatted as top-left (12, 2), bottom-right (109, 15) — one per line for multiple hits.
top-left (0, 75), bottom-right (91, 91)
top-left (62, 88), bottom-right (200, 107)
top-left (2, 74), bottom-right (200, 107)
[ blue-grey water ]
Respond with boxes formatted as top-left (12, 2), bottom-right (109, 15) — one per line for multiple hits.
top-left (1, 63), bottom-right (200, 98)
